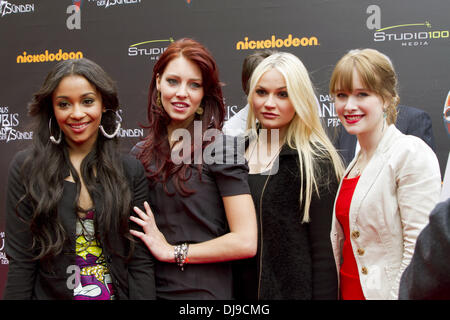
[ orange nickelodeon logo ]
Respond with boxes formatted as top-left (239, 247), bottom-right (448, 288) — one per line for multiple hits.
top-left (236, 34), bottom-right (319, 50)
top-left (17, 49), bottom-right (83, 64)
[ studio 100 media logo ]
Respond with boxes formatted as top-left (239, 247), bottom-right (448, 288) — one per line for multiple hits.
top-left (128, 38), bottom-right (174, 61)
top-left (366, 4), bottom-right (449, 47)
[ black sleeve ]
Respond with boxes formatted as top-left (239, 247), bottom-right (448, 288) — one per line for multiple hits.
top-left (205, 134), bottom-right (250, 197)
top-left (402, 107), bottom-right (436, 152)
top-left (308, 158), bottom-right (339, 300)
top-left (125, 156), bottom-right (156, 300)
top-left (398, 199), bottom-right (450, 300)
top-left (3, 150), bottom-right (37, 300)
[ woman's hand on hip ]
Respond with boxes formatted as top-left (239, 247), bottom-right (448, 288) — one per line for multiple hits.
top-left (130, 201), bottom-right (174, 263)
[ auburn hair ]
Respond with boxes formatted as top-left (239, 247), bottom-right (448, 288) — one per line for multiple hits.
top-left (136, 38), bottom-right (225, 196)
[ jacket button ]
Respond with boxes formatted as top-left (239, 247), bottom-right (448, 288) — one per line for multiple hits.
top-left (361, 266), bottom-right (368, 275)
top-left (351, 230), bottom-right (360, 239)
top-left (357, 248), bottom-right (365, 256)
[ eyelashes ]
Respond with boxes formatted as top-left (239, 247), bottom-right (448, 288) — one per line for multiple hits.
top-left (55, 98), bottom-right (96, 109)
top-left (335, 92), bottom-right (370, 99)
top-left (255, 88), bottom-right (289, 98)
top-left (166, 78), bottom-right (202, 89)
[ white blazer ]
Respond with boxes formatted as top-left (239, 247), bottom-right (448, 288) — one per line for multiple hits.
top-left (330, 125), bottom-right (441, 300)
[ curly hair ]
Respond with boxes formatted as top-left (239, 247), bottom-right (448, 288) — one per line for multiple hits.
top-left (21, 58), bottom-right (133, 262)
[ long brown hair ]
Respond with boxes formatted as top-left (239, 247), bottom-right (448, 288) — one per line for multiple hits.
top-left (21, 58), bottom-right (133, 262)
top-left (136, 38), bottom-right (225, 196)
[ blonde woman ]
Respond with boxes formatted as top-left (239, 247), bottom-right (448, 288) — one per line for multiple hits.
top-left (329, 48), bottom-right (441, 300)
top-left (233, 52), bottom-right (344, 299)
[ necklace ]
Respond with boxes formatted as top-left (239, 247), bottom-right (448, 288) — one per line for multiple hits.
top-left (350, 123), bottom-right (388, 178)
top-left (350, 153), bottom-right (364, 178)
top-left (350, 152), bottom-right (367, 178)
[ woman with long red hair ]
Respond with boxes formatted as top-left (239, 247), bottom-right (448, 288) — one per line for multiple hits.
top-left (130, 38), bottom-right (257, 299)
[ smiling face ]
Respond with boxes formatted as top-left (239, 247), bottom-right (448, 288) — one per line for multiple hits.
top-left (334, 69), bottom-right (386, 137)
top-left (52, 75), bottom-right (104, 151)
top-left (251, 68), bottom-right (296, 133)
top-left (156, 55), bottom-right (204, 129)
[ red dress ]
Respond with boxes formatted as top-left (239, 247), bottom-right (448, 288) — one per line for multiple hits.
top-left (335, 175), bottom-right (366, 300)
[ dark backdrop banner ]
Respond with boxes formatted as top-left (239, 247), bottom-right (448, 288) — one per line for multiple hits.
top-left (1, 0), bottom-right (449, 299)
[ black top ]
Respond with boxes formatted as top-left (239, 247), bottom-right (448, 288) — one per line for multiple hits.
top-left (3, 149), bottom-right (156, 300)
top-left (399, 198), bottom-right (450, 300)
top-left (233, 144), bottom-right (339, 300)
top-left (133, 134), bottom-right (251, 300)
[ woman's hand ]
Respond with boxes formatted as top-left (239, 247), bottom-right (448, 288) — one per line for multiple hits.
top-left (130, 201), bottom-right (174, 263)
top-left (131, 195), bottom-right (257, 265)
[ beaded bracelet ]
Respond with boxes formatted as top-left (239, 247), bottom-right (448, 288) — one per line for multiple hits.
top-left (174, 243), bottom-right (189, 271)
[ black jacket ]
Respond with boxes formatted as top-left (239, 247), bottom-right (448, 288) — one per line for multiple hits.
top-left (399, 198), bottom-right (450, 300)
top-left (235, 144), bottom-right (338, 299)
top-left (3, 149), bottom-right (156, 300)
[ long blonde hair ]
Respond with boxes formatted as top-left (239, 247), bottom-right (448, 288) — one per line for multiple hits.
top-left (329, 48), bottom-right (399, 125)
top-left (247, 52), bottom-right (344, 222)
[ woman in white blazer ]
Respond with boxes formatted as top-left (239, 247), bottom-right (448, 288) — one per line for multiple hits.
top-left (328, 49), bottom-right (441, 300)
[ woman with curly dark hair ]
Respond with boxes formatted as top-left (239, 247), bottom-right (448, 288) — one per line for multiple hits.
top-left (4, 58), bottom-right (155, 300)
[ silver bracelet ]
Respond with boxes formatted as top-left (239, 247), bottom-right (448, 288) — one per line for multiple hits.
top-left (174, 243), bottom-right (189, 271)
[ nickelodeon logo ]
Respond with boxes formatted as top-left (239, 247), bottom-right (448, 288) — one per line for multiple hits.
top-left (16, 49), bottom-right (84, 64)
top-left (236, 34), bottom-right (319, 50)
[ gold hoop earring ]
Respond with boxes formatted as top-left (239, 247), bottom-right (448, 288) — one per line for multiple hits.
top-left (196, 106), bottom-right (204, 115)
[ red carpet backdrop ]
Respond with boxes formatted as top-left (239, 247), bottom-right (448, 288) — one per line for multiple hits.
top-left (0, 0), bottom-right (449, 298)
